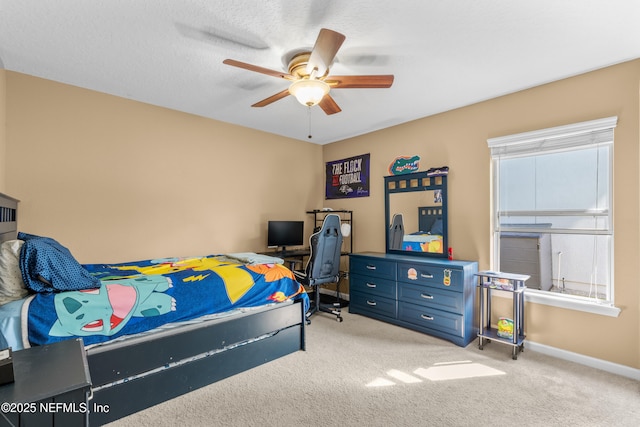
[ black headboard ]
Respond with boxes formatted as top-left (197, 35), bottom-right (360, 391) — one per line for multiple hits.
top-left (0, 192), bottom-right (19, 243)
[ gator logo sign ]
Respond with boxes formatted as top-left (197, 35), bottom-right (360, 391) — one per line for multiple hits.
top-left (389, 155), bottom-right (420, 175)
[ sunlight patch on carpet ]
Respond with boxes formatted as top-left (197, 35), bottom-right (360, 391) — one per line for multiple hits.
top-left (387, 369), bottom-right (422, 383)
top-left (414, 362), bottom-right (506, 381)
top-left (366, 377), bottom-right (396, 387)
top-left (366, 361), bottom-right (505, 387)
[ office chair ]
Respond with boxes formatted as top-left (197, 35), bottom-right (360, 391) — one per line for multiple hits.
top-left (389, 213), bottom-right (404, 250)
top-left (294, 213), bottom-right (344, 323)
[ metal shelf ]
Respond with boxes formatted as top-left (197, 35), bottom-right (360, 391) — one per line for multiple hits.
top-left (476, 271), bottom-right (529, 359)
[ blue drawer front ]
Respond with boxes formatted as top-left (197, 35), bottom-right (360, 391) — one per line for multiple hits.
top-left (398, 283), bottom-right (463, 314)
top-left (398, 302), bottom-right (464, 337)
top-left (397, 262), bottom-right (464, 292)
top-left (349, 274), bottom-right (396, 299)
top-left (350, 292), bottom-right (397, 318)
top-left (350, 257), bottom-right (396, 280)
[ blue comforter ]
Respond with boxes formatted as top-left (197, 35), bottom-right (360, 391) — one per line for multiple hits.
top-left (27, 255), bottom-right (308, 347)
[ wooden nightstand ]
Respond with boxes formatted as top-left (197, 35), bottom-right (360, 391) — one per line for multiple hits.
top-left (0, 338), bottom-right (92, 426)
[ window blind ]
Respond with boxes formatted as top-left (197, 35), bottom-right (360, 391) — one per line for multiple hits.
top-left (488, 116), bottom-right (617, 158)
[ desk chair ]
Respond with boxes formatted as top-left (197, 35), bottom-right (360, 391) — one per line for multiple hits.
top-left (294, 213), bottom-right (343, 322)
top-left (389, 213), bottom-right (404, 250)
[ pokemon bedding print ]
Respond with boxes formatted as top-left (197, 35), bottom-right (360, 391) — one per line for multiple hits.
top-left (19, 236), bottom-right (308, 347)
top-left (401, 232), bottom-right (443, 253)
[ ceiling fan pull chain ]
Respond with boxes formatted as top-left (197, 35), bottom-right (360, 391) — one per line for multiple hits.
top-left (308, 106), bottom-right (313, 139)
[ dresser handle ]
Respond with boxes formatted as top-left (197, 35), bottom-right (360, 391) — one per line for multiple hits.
top-left (366, 300), bottom-right (377, 306)
top-left (421, 314), bottom-right (434, 321)
top-left (420, 273), bottom-right (434, 279)
top-left (366, 265), bottom-right (377, 270)
top-left (420, 293), bottom-right (434, 299)
top-left (366, 283), bottom-right (377, 288)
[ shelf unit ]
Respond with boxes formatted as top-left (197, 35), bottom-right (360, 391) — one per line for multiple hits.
top-left (476, 270), bottom-right (529, 359)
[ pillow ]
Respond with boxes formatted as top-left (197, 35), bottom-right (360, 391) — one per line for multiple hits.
top-left (18, 232), bottom-right (101, 293)
top-left (429, 218), bottom-right (444, 235)
top-left (0, 240), bottom-right (29, 305)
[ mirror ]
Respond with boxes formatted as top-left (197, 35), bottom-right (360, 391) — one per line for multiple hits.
top-left (385, 172), bottom-right (448, 258)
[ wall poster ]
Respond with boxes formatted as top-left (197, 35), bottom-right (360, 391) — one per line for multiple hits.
top-left (325, 153), bottom-right (370, 199)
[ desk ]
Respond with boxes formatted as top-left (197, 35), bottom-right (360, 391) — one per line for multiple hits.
top-left (265, 249), bottom-right (349, 310)
top-left (262, 250), bottom-right (350, 271)
top-left (260, 249), bottom-right (310, 270)
top-left (268, 249), bottom-right (311, 258)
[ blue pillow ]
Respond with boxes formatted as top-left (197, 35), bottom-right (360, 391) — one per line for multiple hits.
top-left (18, 232), bottom-right (101, 293)
top-left (429, 218), bottom-right (444, 235)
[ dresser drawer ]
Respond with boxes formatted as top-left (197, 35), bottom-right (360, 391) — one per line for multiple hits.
top-left (398, 302), bottom-right (464, 337)
top-left (397, 262), bottom-right (464, 292)
top-left (398, 283), bottom-right (463, 314)
top-left (350, 292), bottom-right (397, 318)
top-left (349, 273), bottom-right (397, 299)
top-left (350, 257), bottom-right (396, 280)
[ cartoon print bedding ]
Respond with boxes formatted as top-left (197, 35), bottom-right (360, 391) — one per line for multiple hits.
top-left (26, 255), bottom-right (309, 347)
top-left (401, 232), bottom-right (443, 253)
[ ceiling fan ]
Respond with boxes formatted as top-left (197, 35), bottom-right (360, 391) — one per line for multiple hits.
top-left (223, 28), bottom-right (394, 115)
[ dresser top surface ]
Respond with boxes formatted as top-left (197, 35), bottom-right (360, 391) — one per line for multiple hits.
top-left (350, 252), bottom-right (477, 268)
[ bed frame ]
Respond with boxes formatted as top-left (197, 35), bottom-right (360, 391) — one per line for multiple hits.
top-left (0, 192), bottom-right (306, 424)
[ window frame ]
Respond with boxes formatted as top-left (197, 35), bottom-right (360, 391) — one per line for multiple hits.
top-left (488, 117), bottom-right (620, 317)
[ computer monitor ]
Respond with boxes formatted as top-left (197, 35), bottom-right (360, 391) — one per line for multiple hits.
top-left (267, 220), bottom-right (304, 252)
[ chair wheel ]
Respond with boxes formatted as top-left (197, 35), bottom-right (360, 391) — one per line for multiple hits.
top-left (336, 316), bottom-right (343, 322)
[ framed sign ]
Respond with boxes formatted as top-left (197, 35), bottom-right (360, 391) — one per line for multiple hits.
top-left (325, 153), bottom-right (370, 199)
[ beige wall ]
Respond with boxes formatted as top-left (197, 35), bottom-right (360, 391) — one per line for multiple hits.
top-left (323, 59), bottom-right (640, 369)
top-left (3, 60), bottom-right (639, 369)
top-left (4, 72), bottom-right (323, 262)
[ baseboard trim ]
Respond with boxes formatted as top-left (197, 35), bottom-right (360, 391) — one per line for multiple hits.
top-left (319, 289), bottom-right (638, 380)
top-left (527, 340), bottom-right (640, 380)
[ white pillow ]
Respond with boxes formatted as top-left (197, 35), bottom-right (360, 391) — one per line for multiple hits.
top-left (0, 240), bottom-right (28, 305)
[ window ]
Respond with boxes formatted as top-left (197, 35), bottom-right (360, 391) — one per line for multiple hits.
top-left (488, 117), bottom-right (619, 316)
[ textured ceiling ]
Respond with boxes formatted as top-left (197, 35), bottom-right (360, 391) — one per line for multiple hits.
top-left (1, 1), bottom-right (639, 144)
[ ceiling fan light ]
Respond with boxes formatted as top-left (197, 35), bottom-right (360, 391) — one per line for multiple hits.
top-left (289, 79), bottom-right (330, 107)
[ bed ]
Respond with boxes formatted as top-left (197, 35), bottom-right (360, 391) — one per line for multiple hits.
top-left (0, 192), bottom-right (308, 425)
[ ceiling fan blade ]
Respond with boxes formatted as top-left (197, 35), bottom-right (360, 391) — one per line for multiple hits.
top-left (326, 75), bottom-right (394, 89)
top-left (307, 28), bottom-right (346, 76)
top-left (223, 59), bottom-right (293, 80)
top-left (251, 89), bottom-right (291, 107)
top-left (318, 94), bottom-right (342, 115)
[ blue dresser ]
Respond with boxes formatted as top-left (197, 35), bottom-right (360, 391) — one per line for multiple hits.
top-left (349, 252), bottom-right (478, 347)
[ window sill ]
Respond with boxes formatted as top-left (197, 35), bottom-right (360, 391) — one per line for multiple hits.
top-left (494, 289), bottom-right (621, 317)
top-left (527, 290), bottom-right (621, 317)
